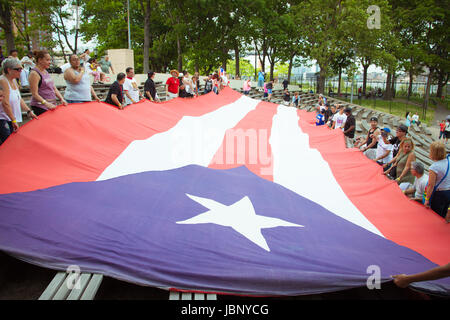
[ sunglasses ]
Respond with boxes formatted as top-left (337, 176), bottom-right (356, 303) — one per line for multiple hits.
top-left (13, 67), bottom-right (23, 72)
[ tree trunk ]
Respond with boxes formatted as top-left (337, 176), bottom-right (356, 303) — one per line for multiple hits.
top-left (233, 41), bottom-right (240, 79)
top-left (0, 1), bottom-right (15, 53)
top-left (436, 72), bottom-right (448, 98)
top-left (177, 33), bottom-right (182, 71)
top-left (362, 64), bottom-right (369, 95)
top-left (384, 72), bottom-right (392, 100)
top-left (408, 68), bottom-right (414, 99)
top-left (269, 62), bottom-right (275, 82)
top-left (142, 0), bottom-right (151, 73)
top-left (391, 74), bottom-right (396, 98)
top-left (423, 68), bottom-right (434, 110)
top-left (287, 54), bottom-right (294, 83)
top-left (318, 64), bottom-right (327, 94)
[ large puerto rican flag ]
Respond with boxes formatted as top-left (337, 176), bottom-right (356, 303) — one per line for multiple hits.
top-left (0, 87), bottom-right (449, 296)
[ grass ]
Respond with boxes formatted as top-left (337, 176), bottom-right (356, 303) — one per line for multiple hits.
top-left (332, 96), bottom-right (436, 126)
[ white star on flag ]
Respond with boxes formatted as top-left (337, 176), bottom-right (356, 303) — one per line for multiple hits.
top-left (177, 194), bottom-right (304, 252)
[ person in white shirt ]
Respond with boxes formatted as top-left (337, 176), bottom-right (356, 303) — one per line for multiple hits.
top-left (411, 112), bottom-right (420, 125)
top-left (182, 70), bottom-right (192, 95)
top-left (123, 67), bottom-right (143, 105)
top-left (332, 106), bottom-right (347, 130)
top-left (20, 52), bottom-right (35, 87)
top-left (403, 162), bottom-right (428, 202)
top-left (221, 71), bottom-right (229, 87)
top-left (374, 128), bottom-right (393, 165)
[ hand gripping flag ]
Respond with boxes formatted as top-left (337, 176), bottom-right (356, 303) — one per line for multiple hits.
top-left (0, 88), bottom-right (449, 296)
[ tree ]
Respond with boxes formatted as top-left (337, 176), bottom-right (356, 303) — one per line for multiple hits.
top-left (0, 0), bottom-right (16, 53)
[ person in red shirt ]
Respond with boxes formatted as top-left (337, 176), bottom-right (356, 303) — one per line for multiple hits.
top-left (166, 70), bottom-right (180, 101)
top-left (439, 120), bottom-right (446, 140)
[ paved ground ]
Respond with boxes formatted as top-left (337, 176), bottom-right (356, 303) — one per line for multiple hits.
top-left (0, 251), bottom-right (445, 300)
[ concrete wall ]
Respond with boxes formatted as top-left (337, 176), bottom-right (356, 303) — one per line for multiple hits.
top-left (107, 49), bottom-right (134, 76)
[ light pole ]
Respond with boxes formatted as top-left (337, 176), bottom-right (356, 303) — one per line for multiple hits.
top-left (127, 0), bottom-right (131, 50)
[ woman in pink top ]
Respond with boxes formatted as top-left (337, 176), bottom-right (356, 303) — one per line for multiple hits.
top-left (29, 50), bottom-right (67, 115)
top-left (243, 79), bottom-right (251, 95)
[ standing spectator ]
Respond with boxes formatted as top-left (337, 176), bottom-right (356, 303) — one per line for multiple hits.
top-left (385, 138), bottom-right (416, 187)
top-left (424, 141), bottom-right (450, 221)
top-left (79, 49), bottom-right (91, 66)
top-left (20, 51), bottom-right (35, 87)
top-left (63, 54), bottom-right (100, 104)
top-left (99, 55), bottom-right (115, 75)
top-left (403, 162), bottom-right (428, 203)
top-left (343, 107), bottom-right (356, 148)
top-left (243, 79), bottom-right (251, 95)
top-left (166, 70), bottom-right (180, 100)
top-left (439, 120), bottom-right (446, 140)
top-left (282, 79), bottom-right (289, 90)
top-left (355, 117), bottom-right (380, 160)
top-left (258, 70), bottom-right (265, 89)
top-left (29, 50), bottom-right (67, 116)
top-left (374, 128), bottom-right (393, 165)
top-left (282, 89), bottom-right (290, 106)
top-left (144, 71), bottom-right (159, 102)
top-left (323, 103), bottom-right (333, 124)
top-left (332, 105), bottom-right (347, 131)
top-left (182, 70), bottom-right (193, 96)
top-left (263, 82), bottom-right (268, 98)
top-left (123, 67), bottom-right (143, 106)
top-left (0, 58), bottom-right (37, 144)
top-left (105, 73), bottom-right (126, 109)
top-left (204, 74), bottom-right (213, 94)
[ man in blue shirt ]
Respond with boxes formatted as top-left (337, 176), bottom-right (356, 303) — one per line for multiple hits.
top-left (316, 109), bottom-right (325, 126)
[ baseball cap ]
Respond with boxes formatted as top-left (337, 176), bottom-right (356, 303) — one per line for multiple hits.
top-left (382, 127), bottom-right (391, 133)
top-left (344, 107), bottom-right (352, 113)
top-left (370, 117), bottom-right (378, 122)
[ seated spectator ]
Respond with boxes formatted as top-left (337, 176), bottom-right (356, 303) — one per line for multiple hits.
top-left (424, 141), bottom-right (450, 221)
top-left (105, 73), bottom-right (126, 109)
top-left (355, 117), bottom-right (380, 160)
top-left (99, 55), bottom-right (115, 75)
top-left (439, 120), bottom-right (446, 140)
top-left (243, 79), bottom-right (251, 95)
top-left (263, 82), bottom-right (268, 98)
top-left (384, 138), bottom-right (416, 187)
top-left (374, 128), bottom-right (393, 165)
top-left (323, 103), bottom-right (333, 124)
top-left (384, 124), bottom-right (409, 177)
top-left (291, 92), bottom-right (300, 107)
top-left (283, 89), bottom-right (290, 105)
top-left (179, 83), bottom-right (193, 98)
top-left (20, 51), bottom-right (34, 87)
top-left (191, 75), bottom-right (199, 97)
top-left (403, 162), bottom-right (428, 203)
top-left (327, 105), bottom-right (337, 128)
top-left (332, 105), bottom-right (347, 131)
top-left (266, 81), bottom-right (273, 101)
top-left (412, 112), bottom-right (420, 126)
top-left (316, 109), bottom-right (325, 126)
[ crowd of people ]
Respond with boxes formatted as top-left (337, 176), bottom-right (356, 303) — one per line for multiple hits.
top-left (311, 96), bottom-right (450, 223)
